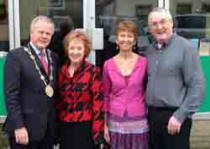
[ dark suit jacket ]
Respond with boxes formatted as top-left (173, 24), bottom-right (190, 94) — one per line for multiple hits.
top-left (3, 45), bottom-right (58, 141)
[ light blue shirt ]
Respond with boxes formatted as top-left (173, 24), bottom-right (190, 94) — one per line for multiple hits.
top-left (30, 42), bottom-right (48, 64)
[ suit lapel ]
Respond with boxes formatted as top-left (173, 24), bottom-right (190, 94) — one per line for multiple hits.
top-left (28, 44), bottom-right (50, 82)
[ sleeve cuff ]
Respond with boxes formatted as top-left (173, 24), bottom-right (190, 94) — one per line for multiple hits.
top-left (173, 108), bottom-right (189, 123)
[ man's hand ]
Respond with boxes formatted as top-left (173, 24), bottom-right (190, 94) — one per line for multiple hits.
top-left (14, 127), bottom-right (29, 145)
top-left (167, 116), bottom-right (182, 135)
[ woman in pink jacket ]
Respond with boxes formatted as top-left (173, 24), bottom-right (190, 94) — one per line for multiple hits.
top-left (103, 20), bottom-right (148, 149)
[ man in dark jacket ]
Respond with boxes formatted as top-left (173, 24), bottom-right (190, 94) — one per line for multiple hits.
top-left (4, 15), bottom-right (58, 149)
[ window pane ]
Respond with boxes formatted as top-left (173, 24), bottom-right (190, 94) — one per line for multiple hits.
top-left (19, 0), bottom-right (83, 56)
top-left (0, 0), bottom-right (9, 52)
top-left (95, 0), bottom-right (158, 68)
top-left (171, 0), bottom-right (210, 56)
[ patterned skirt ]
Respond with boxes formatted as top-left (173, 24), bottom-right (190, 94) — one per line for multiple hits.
top-left (107, 112), bottom-right (149, 149)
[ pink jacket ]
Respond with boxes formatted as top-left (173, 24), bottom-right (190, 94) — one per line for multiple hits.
top-left (103, 56), bottom-right (148, 117)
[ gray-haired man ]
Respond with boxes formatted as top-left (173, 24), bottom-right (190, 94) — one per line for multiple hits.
top-left (146, 7), bottom-right (205, 149)
top-left (4, 15), bottom-right (58, 149)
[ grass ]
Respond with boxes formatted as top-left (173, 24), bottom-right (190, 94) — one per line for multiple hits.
top-left (0, 123), bottom-right (9, 149)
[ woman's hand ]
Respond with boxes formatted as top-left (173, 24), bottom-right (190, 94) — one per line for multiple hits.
top-left (104, 123), bottom-right (110, 144)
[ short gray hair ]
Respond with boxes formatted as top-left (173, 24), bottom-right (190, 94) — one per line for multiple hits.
top-left (148, 7), bottom-right (172, 23)
top-left (30, 15), bottom-right (55, 33)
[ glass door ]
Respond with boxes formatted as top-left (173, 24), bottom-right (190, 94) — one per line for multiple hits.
top-left (0, 0), bottom-right (9, 52)
top-left (15, 0), bottom-right (162, 65)
top-left (95, 0), bottom-right (159, 68)
top-left (19, 0), bottom-right (83, 58)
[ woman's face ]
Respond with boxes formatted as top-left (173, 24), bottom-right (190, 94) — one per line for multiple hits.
top-left (67, 39), bottom-right (85, 65)
top-left (116, 30), bottom-right (135, 52)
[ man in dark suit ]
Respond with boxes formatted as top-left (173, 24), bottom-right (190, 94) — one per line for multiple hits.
top-left (3, 15), bottom-right (58, 149)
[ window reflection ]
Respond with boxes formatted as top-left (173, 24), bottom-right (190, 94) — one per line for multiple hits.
top-left (0, 0), bottom-right (9, 52)
top-left (19, 0), bottom-right (83, 53)
top-left (96, 0), bottom-right (158, 68)
top-left (171, 0), bottom-right (210, 55)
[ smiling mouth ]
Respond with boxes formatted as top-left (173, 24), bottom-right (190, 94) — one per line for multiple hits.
top-left (70, 55), bottom-right (82, 59)
top-left (71, 56), bottom-right (80, 58)
top-left (157, 32), bottom-right (167, 36)
top-left (157, 30), bottom-right (164, 34)
top-left (122, 41), bottom-right (132, 45)
top-left (122, 43), bottom-right (130, 45)
top-left (40, 41), bottom-right (49, 44)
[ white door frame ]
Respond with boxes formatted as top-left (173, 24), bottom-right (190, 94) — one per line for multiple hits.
top-left (83, 0), bottom-right (96, 64)
top-left (9, 0), bottom-right (20, 50)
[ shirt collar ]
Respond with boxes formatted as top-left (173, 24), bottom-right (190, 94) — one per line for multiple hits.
top-left (29, 42), bottom-right (47, 56)
top-left (153, 33), bottom-right (176, 50)
top-left (30, 42), bottom-right (41, 56)
top-left (61, 59), bottom-right (87, 78)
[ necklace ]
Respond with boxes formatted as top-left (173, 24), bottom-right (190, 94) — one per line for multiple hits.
top-left (24, 47), bottom-right (54, 98)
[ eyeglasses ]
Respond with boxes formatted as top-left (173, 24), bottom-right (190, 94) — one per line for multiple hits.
top-left (149, 19), bottom-right (171, 28)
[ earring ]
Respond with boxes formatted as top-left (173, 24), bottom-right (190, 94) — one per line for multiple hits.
top-left (116, 45), bottom-right (119, 50)
top-left (116, 42), bottom-right (119, 50)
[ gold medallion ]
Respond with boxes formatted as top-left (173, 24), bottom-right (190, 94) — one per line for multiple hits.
top-left (45, 85), bottom-right (54, 98)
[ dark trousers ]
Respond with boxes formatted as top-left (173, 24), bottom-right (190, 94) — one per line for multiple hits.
top-left (9, 127), bottom-right (54, 149)
top-left (148, 107), bottom-right (192, 149)
top-left (58, 121), bottom-right (95, 149)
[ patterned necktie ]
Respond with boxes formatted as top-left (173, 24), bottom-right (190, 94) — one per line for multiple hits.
top-left (40, 50), bottom-right (48, 74)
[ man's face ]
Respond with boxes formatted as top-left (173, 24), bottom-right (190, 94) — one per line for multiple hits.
top-left (30, 21), bottom-right (54, 49)
top-left (148, 12), bottom-right (173, 43)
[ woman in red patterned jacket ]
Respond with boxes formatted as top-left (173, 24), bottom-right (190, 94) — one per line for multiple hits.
top-left (55, 30), bottom-right (104, 149)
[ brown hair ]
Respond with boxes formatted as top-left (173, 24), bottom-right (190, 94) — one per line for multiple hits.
top-left (116, 20), bottom-right (138, 40)
top-left (63, 30), bottom-right (91, 58)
